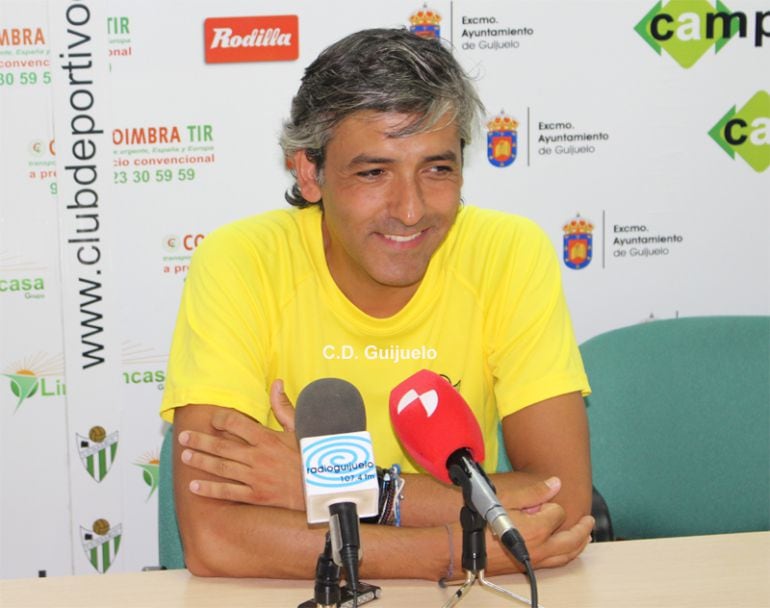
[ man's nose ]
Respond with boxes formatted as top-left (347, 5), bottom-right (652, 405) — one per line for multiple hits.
top-left (388, 174), bottom-right (425, 226)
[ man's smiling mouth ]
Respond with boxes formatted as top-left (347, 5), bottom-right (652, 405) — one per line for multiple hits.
top-left (382, 231), bottom-right (424, 243)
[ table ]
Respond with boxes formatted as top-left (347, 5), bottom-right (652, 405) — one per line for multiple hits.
top-left (2, 532), bottom-right (768, 607)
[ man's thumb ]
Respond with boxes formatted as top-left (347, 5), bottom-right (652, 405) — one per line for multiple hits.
top-left (270, 379), bottom-right (295, 432)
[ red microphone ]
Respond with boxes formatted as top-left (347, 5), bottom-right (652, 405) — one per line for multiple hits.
top-left (388, 369), bottom-right (484, 484)
top-left (389, 369), bottom-right (531, 566)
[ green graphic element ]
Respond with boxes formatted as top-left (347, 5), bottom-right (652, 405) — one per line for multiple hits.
top-left (4, 373), bottom-right (39, 410)
top-left (136, 462), bottom-right (160, 500)
top-left (709, 91), bottom-right (770, 172)
top-left (635, 0), bottom-right (739, 68)
top-left (81, 522), bottom-right (122, 574)
top-left (78, 431), bottom-right (120, 482)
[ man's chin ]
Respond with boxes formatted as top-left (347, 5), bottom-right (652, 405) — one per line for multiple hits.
top-left (372, 271), bottom-right (427, 290)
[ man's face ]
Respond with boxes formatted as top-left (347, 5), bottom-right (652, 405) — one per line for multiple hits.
top-left (299, 111), bottom-right (463, 315)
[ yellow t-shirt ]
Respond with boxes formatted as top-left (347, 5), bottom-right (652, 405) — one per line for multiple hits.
top-left (160, 205), bottom-right (589, 473)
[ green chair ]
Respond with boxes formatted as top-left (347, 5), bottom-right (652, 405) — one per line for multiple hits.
top-left (581, 316), bottom-right (770, 540)
top-left (159, 425), bottom-right (185, 569)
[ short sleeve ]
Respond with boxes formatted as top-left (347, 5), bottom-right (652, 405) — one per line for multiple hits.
top-left (160, 225), bottom-right (271, 423)
top-left (485, 218), bottom-right (590, 418)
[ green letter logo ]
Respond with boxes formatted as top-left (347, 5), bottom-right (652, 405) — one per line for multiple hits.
top-left (635, 0), bottom-right (742, 68)
top-left (709, 91), bottom-right (770, 173)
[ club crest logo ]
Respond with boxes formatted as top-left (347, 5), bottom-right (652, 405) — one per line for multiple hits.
top-left (135, 451), bottom-right (160, 500)
top-left (487, 112), bottom-right (518, 167)
top-left (80, 519), bottom-right (122, 574)
top-left (563, 215), bottom-right (594, 270)
top-left (77, 426), bottom-right (119, 482)
top-left (409, 5), bottom-right (441, 39)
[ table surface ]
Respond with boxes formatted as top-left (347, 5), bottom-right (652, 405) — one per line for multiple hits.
top-left (2, 531), bottom-right (768, 608)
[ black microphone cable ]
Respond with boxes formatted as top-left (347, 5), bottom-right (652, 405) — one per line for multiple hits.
top-left (523, 559), bottom-right (538, 608)
top-left (500, 527), bottom-right (538, 608)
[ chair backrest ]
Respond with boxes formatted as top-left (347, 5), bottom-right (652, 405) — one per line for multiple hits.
top-left (159, 426), bottom-right (185, 569)
top-left (582, 316), bottom-right (770, 540)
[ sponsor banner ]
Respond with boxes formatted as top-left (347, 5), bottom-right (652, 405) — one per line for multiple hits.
top-left (634, 0), bottom-right (770, 69)
top-left (204, 15), bottom-right (299, 63)
top-left (49, 0), bottom-right (123, 575)
top-left (709, 90), bottom-right (770, 173)
top-left (1, 0), bottom-right (767, 580)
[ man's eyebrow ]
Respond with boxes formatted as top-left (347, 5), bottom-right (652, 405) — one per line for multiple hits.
top-left (347, 154), bottom-right (395, 168)
top-left (424, 150), bottom-right (459, 163)
top-left (346, 150), bottom-right (459, 168)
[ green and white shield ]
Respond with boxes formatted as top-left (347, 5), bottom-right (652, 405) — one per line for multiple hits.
top-left (80, 521), bottom-right (122, 574)
top-left (77, 430), bottom-right (119, 482)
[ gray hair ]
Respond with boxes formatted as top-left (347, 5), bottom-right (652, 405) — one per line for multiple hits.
top-left (280, 28), bottom-right (484, 207)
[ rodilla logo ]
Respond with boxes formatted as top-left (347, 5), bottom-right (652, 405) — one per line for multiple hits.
top-left (635, 0), bottom-right (770, 68)
top-left (3, 353), bottom-right (65, 411)
top-left (204, 15), bottom-right (298, 63)
top-left (709, 90), bottom-right (770, 172)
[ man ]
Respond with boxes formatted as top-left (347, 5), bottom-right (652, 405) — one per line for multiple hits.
top-left (160, 28), bottom-right (594, 581)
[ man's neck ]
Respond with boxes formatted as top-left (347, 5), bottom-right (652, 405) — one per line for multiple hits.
top-left (344, 282), bottom-right (419, 319)
top-left (320, 220), bottom-right (422, 319)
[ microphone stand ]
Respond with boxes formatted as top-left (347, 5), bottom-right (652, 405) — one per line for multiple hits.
top-left (298, 532), bottom-right (382, 608)
top-left (441, 506), bottom-right (538, 608)
top-left (298, 532), bottom-right (341, 608)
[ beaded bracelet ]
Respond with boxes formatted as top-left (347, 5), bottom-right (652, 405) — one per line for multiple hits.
top-left (362, 465), bottom-right (405, 526)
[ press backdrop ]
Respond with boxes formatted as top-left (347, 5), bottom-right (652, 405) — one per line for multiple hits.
top-left (1, 0), bottom-right (767, 578)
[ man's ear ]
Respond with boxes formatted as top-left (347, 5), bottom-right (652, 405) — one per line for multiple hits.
top-left (293, 150), bottom-right (322, 204)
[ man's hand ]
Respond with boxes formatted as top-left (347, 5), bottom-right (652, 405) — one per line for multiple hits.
top-left (480, 476), bottom-right (594, 574)
top-left (178, 380), bottom-right (304, 510)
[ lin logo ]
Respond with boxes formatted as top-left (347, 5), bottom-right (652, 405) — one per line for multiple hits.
top-left (3, 353), bottom-right (65, 411)
top-left (136, 451), bottom-right (160, 500)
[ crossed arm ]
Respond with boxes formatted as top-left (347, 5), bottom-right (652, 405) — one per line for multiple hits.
top-left (172, 382), bottom-right (594, 579)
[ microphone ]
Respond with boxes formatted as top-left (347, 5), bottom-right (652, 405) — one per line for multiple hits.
top-left (389, 369), bottom-right (530, 565)
top-left (295, 378), bottom-right (379, 594)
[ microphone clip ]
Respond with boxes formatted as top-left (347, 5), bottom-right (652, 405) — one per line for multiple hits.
top-left (297, 531), bottom-right (382, 608)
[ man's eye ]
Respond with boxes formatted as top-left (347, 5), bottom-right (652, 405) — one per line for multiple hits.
top-left (430, 165), bottom-right (454, 174)
top-left (357, 169), bottom-right (385, 178)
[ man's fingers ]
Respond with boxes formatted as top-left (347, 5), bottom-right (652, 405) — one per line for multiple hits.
top-left (181, 447), bottom-right (250, 483)
top-left (270, 379), bottom-right (296, 432)
top-left (178, 429), bottom-right (250, 461)
top-left (188, 479), bottom-right (253, 503)
top-left (511, 476), bottom-right (562, 511)
top-left (528, 514), bottom-right (595, 569)
top-left (514, 502), bottom-right (567, 548)
top-left (210, 408), bottom-right (266, 445)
